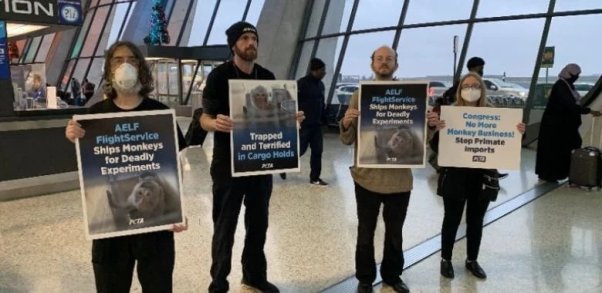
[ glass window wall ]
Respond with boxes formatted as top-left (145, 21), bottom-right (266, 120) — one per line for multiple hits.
top-left (464, 19), bottom-right (545, 109)
top-left (477, 0), bottom-right (549, 18)
top-left (352, 0), bottom-right (404, 31)
top-left (404, 0), bottom-right (473, 24)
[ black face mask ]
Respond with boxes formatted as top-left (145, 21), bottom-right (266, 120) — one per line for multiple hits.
top-left (477, 70), bottom-right (484, 77)
top-left (567, 74), bottom-right (579, 84)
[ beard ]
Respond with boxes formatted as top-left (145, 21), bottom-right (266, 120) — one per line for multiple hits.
top-left (234, 45), bottom-right (257, 62)
top-left (372, 64), bottom-right (394, 79)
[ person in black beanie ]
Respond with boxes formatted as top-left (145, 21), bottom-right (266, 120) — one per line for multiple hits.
top-left (225, 21), bottom-right (259, 54)
top-left (280, 58), bottom-right (329, 185)
top-left (441, 57), bottom-right (485, 106)
top-left (200, 21), bottom-right (304, 293)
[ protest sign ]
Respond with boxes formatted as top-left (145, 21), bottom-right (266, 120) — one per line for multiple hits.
top-left (438, 106), bottom-right (523, 169)
top-left (74, 109), bottom-right (184, 240)
top-left (229, 80), bottom-right (300, 176)
top-left (357, 81), bottom-right (428, 168)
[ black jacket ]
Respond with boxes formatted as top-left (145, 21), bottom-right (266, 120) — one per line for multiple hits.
top-left (297, 74), bottom-right (325, 127)
top-left (437, 167), bottom-right (499, 202)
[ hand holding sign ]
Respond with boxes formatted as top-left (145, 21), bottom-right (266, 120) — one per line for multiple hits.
top-left (343, 108), bottom-right (360, 129)
top-left (215, 114), bottom-right (233, 133)
top-left (427, 110), bottom-right (445, 130)
top-left (66, 119), bottom-right (85, 143)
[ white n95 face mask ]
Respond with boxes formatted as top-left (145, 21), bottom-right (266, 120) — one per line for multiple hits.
top-left (461, 88), bottom-right (481, 102)
top-left (112, 63), bottom-right (139, 92)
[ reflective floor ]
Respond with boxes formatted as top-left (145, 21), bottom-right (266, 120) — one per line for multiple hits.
top-left (1, 127), bottom-right (601, 293)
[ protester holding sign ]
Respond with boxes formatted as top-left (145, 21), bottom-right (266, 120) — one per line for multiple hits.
top-left (200, 21), bottom-right (304, 293)
top-left (430, 72), bottom-right (525, 280)
top-left (65, 41), bottom-right (187, 292)
top-left (340, 45), bottom-right (439, 293)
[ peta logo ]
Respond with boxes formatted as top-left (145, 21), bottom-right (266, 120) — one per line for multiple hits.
top-left (129, 218), bottom-right (144, 225)
top-left (60, 4), bottom-right (78, 23)
top-left (472, 155), bottom-right (486, 162)
top-left (0, 0), bottom-right (54, 17)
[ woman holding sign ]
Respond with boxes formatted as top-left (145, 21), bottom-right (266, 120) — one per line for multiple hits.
top-left (432, 72), bottom-right (525, 280)
top-left (65, 41), bottom-right (187, 292)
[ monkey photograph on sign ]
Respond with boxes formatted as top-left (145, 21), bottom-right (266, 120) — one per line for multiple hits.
top-left (104, 171), bottom-right (182, 230)
top-left (373, 126), bottom-right (424, 164)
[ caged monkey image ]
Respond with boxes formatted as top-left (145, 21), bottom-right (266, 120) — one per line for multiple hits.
top-left (106, 171), bottom-right (181, 229)
top-left (374, 126), bottom-right (424, 164)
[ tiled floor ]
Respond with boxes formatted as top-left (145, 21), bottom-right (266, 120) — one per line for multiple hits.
top-left (1, 127), bottom-right (600, 293)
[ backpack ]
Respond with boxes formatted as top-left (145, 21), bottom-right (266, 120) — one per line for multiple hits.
top-left (185, 108), bottom-right (208, 146)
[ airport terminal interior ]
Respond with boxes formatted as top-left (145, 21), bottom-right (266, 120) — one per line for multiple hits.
top-left (1, 0), bottom-right (602, 292)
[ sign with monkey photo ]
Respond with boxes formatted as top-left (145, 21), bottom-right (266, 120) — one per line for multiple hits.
top-left (229, 79), bottom-right (300, 177)
top-left (438, 106), bottom-right (523, 169)
top-left (357, 81), bottom-right (428, 168)
top-left (74, 110), bottom-right (185, 240)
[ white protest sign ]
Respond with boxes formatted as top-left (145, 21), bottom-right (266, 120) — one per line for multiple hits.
top-left (438, 106), bottom-right (523, 169)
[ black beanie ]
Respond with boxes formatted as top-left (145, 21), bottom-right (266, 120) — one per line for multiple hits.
top-left (310, 58), bottom-right (325, 71)
top-left (466, 57), bottom-right (485, 70)
top-left (226, 21), bottom-right (258, 50)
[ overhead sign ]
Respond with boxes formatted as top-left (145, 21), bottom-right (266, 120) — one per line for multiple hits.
top-left (541, 46), bottom-right (554, 68)
top-left (0, 0), bottom-right (82, 26)
top-left (0, 21), bottom-right (9, 80)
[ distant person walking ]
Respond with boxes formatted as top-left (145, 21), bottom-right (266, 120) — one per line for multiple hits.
top-left (71, 77), bottom-right (81, 103)
top-left (82, 78), bottom-right (96, 103)
top-left (280, 58), bottom-right (328, 185)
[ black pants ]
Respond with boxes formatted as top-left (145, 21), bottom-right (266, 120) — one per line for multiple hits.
top-left (209, 174), bottom-right (273, 293)
top-left (92, 231), bottom-right (175, 293)
top-left (441, 192), bottom-right (490, 261)
top-left (299, 125), bottom-right (323, 181)
top-left (354, 182), bottom-right (411, 285)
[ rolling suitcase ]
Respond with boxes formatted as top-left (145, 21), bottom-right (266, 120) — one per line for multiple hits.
top-left (569, 117), bottom-right (602, 189)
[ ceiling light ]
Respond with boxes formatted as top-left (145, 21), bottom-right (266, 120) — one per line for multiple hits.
top-left (6, 23), bottom-right (48, 38)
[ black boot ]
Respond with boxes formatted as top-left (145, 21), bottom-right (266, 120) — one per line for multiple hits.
top-left (440, 259), bottom-right (454, 278)
top-left (465, 260), bottom-right (487, 279)
top-left (357, 282), bottom-right (373, 293)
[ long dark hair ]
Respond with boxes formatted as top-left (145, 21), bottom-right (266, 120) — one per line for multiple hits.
top-left (102, 41), bottom-right (153, 99)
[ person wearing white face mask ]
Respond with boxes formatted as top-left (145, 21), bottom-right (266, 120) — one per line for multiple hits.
top-left (65, 41), bottom-right (188, 292)
top-left (430, 72), bottom-right (526, 280)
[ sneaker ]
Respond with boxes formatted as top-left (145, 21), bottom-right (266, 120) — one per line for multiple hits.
top-left (241, 279), bottom-right (280, 293)
top-left (310, 179), bottom-right (328, 186)
top-left (279, 173), bottom-right (286, 180)
top-left (497, 172), bottom-right (509, 179)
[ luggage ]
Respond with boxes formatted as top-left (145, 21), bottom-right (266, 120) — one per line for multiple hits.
top-left (569, 117), bottom-right (602, 188)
